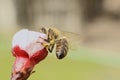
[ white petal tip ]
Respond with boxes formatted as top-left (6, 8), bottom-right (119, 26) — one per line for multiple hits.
top-left (12, 29), bottom-right (47, 55)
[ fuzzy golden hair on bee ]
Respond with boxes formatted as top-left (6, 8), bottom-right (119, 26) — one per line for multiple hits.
top-left (39, 27), bottom-right (60, 39)
top-left (38, 27), bottom-right (69, 59)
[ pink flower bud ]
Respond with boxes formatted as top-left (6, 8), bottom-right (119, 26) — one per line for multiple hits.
top-left (11, 29), bottom-right (48, 80)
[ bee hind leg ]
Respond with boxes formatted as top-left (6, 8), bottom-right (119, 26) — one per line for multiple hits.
top-left (48, 44), bottom-right (55, 53)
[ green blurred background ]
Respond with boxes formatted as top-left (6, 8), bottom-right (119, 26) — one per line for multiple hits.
top-left (1, 0), bottom-right (120, 80)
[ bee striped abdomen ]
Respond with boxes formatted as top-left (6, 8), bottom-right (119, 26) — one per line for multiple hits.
top-left (56, 38), bottom-right (69, 59)
top-left (39, 27), bottom-right (69, 59)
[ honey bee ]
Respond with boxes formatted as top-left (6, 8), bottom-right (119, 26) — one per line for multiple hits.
top-left (38, 27), bottom-right (69, 59)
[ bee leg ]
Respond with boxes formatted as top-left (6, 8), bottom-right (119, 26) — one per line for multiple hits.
top-left (41, 42), bottom-right (49, 47)
top-left (40, 27), bottom-right (47, 34)
top-left (47, 39), bottom-right (56, 53)
top-left (36, 37), bottom-right (50, 47)
top-left (37, 36), bottom-right (55, 53)
top-left (48, 44), bottom-right (55, 53)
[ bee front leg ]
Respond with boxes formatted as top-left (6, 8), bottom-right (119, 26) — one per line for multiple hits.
top-left (36, 37), bottom-right (50, 47)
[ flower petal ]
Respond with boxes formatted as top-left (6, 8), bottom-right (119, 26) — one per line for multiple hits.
top-left (12, 29), bottom-right (47, 56)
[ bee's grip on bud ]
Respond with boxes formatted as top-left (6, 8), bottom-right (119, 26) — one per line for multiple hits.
top-left (39, 27), bottom-right (69, 59)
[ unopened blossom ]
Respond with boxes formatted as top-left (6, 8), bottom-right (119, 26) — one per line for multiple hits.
top-left (11, 29), bottom-right (48, 80)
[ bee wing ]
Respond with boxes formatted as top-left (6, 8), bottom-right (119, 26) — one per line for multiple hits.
top-left (61, 31), bottom-right (83, 50)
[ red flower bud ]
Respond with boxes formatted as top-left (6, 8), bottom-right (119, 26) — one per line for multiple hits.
top-left (11, 29), bottom-right (48, 80)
